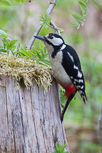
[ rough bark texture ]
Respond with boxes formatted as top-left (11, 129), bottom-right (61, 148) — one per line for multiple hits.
top-left (0, 75), bottom-right (69, 153)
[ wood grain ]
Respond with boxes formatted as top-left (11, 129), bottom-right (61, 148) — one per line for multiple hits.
top-left (0, 75), bottom-right (69, 153)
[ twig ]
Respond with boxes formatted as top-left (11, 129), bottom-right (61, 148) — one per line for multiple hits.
top-left (50, 20), bottom-right (60, 35)
top-left (26, 0), bottom-right (57, 49)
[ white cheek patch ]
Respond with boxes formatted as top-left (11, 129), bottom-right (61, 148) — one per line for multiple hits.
top-left (47, 37), bottom-right (63, 46)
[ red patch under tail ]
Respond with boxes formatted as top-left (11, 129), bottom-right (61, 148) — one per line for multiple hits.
top-left (60, 83), bottom-right (76, 99)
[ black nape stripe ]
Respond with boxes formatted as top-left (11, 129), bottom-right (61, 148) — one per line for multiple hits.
top-left (51, 51), bottom-right (57, 58)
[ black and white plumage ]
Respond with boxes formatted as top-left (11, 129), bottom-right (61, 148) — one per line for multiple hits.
top-left (35, 33), bottom-right (87, 121)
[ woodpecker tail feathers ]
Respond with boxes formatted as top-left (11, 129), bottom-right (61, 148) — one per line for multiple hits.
top-left (79, 91), bottom-right (87, 104)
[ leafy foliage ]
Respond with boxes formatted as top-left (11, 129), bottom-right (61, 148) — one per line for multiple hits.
top-left (71, 0), bottom-right (88, 29)
top-left (0, 0), bottom-right (102, 152)
top-left (0, 29), bottom-right (50, 66)
top-left (40, 12), bottom-right (52, 29)
top-left (0, 29), bottom-right (20, 55)
top-left (52, 142), bottom-right (69, 153)
top-left (0, 0), bottom-right (25, 5)
top-left (0, 0), bottom-right (11, 6)
top-left (40, 12), bottom-right (64, 33)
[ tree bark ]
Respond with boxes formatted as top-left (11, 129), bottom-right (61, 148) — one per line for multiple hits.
top-left (0, 75), bottom-right (69, 153)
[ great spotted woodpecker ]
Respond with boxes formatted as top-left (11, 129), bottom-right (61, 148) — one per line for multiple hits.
top-left (35, 33), bottom-right (87, 121)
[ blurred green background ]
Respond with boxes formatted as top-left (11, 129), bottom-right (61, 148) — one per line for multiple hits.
top-left (0, 0), bottom-right (102, 152)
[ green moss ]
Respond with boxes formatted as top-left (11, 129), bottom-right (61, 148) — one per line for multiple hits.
top-left (0, 53), bottom-right (53, 91)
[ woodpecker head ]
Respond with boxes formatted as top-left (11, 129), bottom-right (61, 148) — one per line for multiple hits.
top-left (35, 33), bottom-right (65, 48)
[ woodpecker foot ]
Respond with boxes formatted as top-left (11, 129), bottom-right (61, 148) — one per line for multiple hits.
top-left (49, 71), bottom-right (55, 78)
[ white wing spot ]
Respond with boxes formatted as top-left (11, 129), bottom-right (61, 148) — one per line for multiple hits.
top-left (74, 65), bottom-right (78, 70)
top-left (78, 71), bottom-right (82, 78)
top-left (79, 79), bottom-right (83, 83)
top-left (67, 52), bottom-right (74, 62)
top-left (74, 79), bottom-right (79, 82)
top-left (74, 79), bottom-right (83, 83)
top-left (77, 85), bottom-right (84, 89)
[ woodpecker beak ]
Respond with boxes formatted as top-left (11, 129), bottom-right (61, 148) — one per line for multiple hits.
top-left (34, 35), bottom-right (46, 42)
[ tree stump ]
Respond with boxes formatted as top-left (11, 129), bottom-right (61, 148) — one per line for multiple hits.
top-left (0, 74), bottom-right (69, 153)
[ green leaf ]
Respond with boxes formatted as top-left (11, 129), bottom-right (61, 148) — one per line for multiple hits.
top-left (72, 13), bottom-right (83, 23)
top-left (17, 43), bottom-right (20, 49)
top-left (20, 0), bottom-right (25, 2)
top-left (82, 0), bottom-right (88, 4)
top-left (0, 34), bottom-right (8, 38)
top-left (59, 28), bottom-right (64, 33)
top-left (36, 51), bottom-right (41, 59)
top-left (85, 82), bottom-right (89, 86)
top-left (82, 12), bottom-right (86, 17)
top-left (0, 0), bottom-right (11, 6)
top-left (70, 25), bottom-right (78, 28)
top-left (52, 142), bottom-right (69, 153)
top-left (81, 21), bottom-right (84, 26)
top-left (0, 30), bottom-right (7, 35)
top-left (41, 59), bottom-right (50, 65)
top-left (20, 47), bottom-right (33, 58)
top-left (10, 40), bottom-right (18, 48)
top-left (72, 12), bottom-right (84, 20)
top-left (78, 1), bottom-right (87, 10)
top-left (71, 20), bottom-right (80, 26)
top-left (26, 48), bottom-right (35, 56)
top-left (40, 12), bottom-right (52, 29)
top-left (0, 49), bottom-right (7, 52)
top-left (13, 0), bottom-right (20, 3)
top-left (11, 46), bottom-right (16, 51)
top-left (77, 24), bottom-right (80, 29)
top-left (45, 12), bottom-right (52, 24)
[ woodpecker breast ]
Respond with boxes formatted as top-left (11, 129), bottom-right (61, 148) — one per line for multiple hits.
top-left (44, 42), bottom-right (72, 85)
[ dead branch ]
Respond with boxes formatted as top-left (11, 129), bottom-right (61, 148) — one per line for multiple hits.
top-left (26, 0), bottom-right (57, 49)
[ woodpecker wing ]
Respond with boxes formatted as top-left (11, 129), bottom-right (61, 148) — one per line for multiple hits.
top-left (61, 45), bottom-right (87, 103)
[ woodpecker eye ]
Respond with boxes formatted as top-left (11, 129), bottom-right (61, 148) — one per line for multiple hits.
top-left (48, 34), bottom-right (53, 39)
